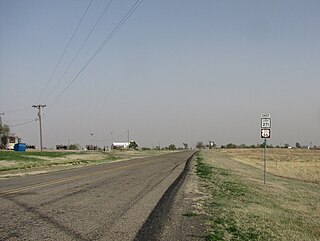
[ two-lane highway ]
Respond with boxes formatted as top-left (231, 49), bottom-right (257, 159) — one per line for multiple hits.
top-left (0, 151), bottom-right (195, 241)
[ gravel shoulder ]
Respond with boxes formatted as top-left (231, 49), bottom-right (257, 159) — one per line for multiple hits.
top-left (156, 157), bottom-right (208, 241)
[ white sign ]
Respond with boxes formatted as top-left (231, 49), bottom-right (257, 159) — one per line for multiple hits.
top-left (261, 129), bottom-right (271, 138)
top-left (261, 118), bottom-right (271, 128)
top-left (261, 113), bottom-right (271, 118)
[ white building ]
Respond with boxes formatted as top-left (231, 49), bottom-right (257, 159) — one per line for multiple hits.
top-left (111, 142), bottom-right (130, 149)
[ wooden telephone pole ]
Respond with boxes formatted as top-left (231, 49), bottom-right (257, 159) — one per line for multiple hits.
top-left (32, 105), bottom-right (46, 151)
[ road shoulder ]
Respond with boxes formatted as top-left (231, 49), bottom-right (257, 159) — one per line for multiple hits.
top-left (157, 157), bottom-right (208, 241)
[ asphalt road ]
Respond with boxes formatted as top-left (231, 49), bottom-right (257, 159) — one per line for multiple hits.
top-left (0, 151), bottom-right (195, 241)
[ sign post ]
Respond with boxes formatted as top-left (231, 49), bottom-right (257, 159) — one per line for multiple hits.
top-left (261, 113), bottom-right (271, 184)
top-left (264, 138), bottom-right (267, 184)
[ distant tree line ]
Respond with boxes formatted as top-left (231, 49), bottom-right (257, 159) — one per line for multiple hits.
top-left (56, 144), bottom-right (81, 150)
top-left (193, 141), bottom-right (312, 149)
top-left (220, 143), bottom-right (272, 149)
top-left (196, 141), bottom-right (217, 149)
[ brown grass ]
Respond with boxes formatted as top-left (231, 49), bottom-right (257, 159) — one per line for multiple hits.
top-left (197, 150), bottom-right (320, 240)
top-left (218, 148), bottom-right (320, 184)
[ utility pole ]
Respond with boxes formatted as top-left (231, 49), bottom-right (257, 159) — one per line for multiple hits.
top-left (32, 105), bottom-right (46, 151)
top-left (127, 130), bottom-right (130, 143)
top-left (0, 113), bottom-right (4, 125)
top-left (90, 133), bottom-right (93, 146)
top-left (0, 113), bottom-right (4, 149)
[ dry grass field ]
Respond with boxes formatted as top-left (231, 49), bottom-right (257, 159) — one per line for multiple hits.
top-left (196, 149), bottom-right (320, 240)
top-left (219, 148), bottom-right (320, 184)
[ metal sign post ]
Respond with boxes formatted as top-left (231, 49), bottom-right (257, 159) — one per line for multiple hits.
top-left (261, 113), bottom-right (271, 184)
top-left (264, 138), bottom-right (267, 184)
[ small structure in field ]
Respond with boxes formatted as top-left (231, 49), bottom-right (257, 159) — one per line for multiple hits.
top-left (111, 142), bottom-right (130, 150)
top-left (86, 145), bottom-right (98, 151)
top-left (5, 136), bottom-right (20, 150)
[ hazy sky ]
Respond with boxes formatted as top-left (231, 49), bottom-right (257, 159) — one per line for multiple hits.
top-left (1, 0), bottom-right (320, 148)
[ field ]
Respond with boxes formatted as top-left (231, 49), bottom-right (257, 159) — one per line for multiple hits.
top-left (0, 149), bottom-right (170, 178)
top-left (196, 149), bottom-right (320, 241)
top-left (220, 148), bottom-right (320, 184)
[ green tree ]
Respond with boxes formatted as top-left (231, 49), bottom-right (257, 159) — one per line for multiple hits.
top-left (129, 141), bottom-right (139, 150)
top-left (168, 144), bottom-right (176, 150)
top-left (226, 143), bottom-right (237, 148)
top-left (196, 142), bottom-right (205, 149)
top-left (68, 143), bottom-right (81, 150)
top-left (183, 143), bottom-right (188, 149)
top-left (239, 144), bottom-right (248, 148)
top-left (0, 124), bottom-right (10, 149)
top-left (154, 145), bottom-right (160, 150)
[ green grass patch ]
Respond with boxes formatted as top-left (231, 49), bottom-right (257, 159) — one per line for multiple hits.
top-left (183, 211), bottom-right (199, 217)
top-left (196, 156), bottom-right (213, 178)
top-left (0, 149), bottom-right (165, 173)
top-left (0, 150), bottom-right (81, 161)
top-left (196, 151), bottom-right (320, 241)
top-left (0, 151), bottom-right (119, 172)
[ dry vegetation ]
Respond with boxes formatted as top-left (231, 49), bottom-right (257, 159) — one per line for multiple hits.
top-left (196, 149), bottom-right (320, 240)
top-left (218, 148), bottom-right (320, 184)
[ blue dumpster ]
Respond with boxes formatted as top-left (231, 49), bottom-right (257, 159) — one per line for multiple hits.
top-left (14, 143), bottom-right (27, 152)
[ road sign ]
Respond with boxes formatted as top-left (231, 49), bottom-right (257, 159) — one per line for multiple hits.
top-left (261, 129), bottom-right (271, 138)
top-left (260, 113), bottom-right (272, 185)
top-left (261, 118), bottom-right (271, 128)
top-left (261, 113), bottom-right (271, 118)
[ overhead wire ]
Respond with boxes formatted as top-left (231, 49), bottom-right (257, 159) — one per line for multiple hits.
top-left (46, 0), bottom-right (144, 113)
top-left (4, 1), bottom-right (94, 130)
top-left (45, 0), bottom-right (113, 102)
top-left (44, 0), bottom-right (113, 104)
top-left (36, 0), bottom-right (94, 103)
top-left (1, 108), bottom-right (36, 127)
top-left (0, 107), bottom-right (31, 113)
top-left (7, 119), bottom-right (38, 127)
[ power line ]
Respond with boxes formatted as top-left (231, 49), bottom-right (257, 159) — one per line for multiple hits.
top-left (7, 119), bottom-right (38, 127)
top-left (44, 0), bottom-right (113, 104)
top-left (0, 107), bottom-right (31, 113)
top-left (36, 0), bottom-right (94, 103)
top-left (46, 0), bottom-right (144, 113)
top-left (1, 111), bottom-right (37, 127)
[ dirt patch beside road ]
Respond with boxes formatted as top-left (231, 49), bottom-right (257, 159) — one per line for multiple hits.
top-left (155, 156), bottom-right (208, 241)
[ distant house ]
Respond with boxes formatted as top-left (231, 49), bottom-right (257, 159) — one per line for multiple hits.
top-left (5, 136), bottom-right (19, 150)
top-left (111, 142), bottom-right (130, 150)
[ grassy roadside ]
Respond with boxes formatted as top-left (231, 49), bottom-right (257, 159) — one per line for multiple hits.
top-left (0, 150), bottom-right (118, 172)
top-left (196, 150), bottom-right (320, 241)
top-left (0, 149), bottom-right (173, 174)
